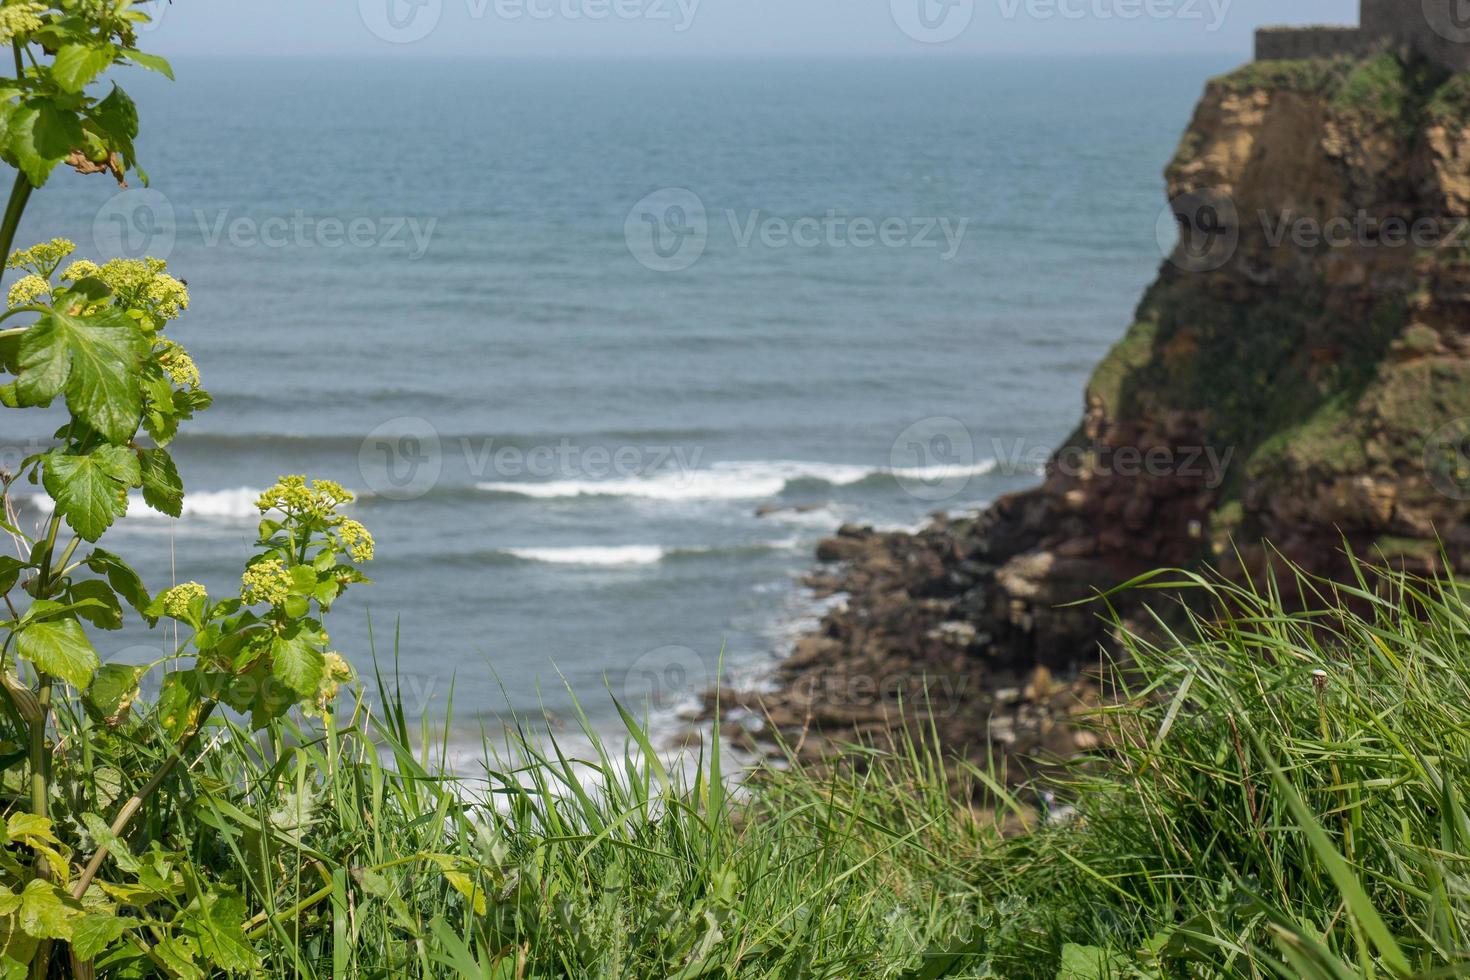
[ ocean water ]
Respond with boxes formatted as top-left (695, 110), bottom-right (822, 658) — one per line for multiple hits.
top-left (5, 54), bottom-right (1236, 753)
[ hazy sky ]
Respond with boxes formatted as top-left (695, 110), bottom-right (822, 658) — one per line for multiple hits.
top-left (138, 0), bottom-right (1359, 57)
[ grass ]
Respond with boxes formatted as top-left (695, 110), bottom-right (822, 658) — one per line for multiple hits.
top-left (40, 556), bottom-right (1470, 976)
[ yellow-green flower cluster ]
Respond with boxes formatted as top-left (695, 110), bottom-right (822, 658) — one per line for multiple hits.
top-left (156, 340), bottom-right (202, 389)
top-left (0, 3), bottom-right (45, 46)
top-left (160, 582), bottom-right (207, 618)
top-left (7, 239), bottom-right (75, 277)
top-left (241, 559), bottom-right (291, 607)
top-left (97, 257), bottom-right (189, 321)
top-left (336, 519), bottom-right (374, 563)
top-left (256, 476), bottom-right (354, 518)
top-left (60, 260), bottom-right (101, 282)
top-left (6, 274), bottom-right (49, 309)
top-left (315, 652), bottom-right (354, 711)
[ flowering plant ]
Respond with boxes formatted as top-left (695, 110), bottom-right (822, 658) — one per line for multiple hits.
top-left (0, 4), bottom-right (379, 975)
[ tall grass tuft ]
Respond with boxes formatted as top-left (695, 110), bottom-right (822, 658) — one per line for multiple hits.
top-left (39, 555), bottom-right (1470, 977)
top-left (976, 559), bottom-right (1470, 978)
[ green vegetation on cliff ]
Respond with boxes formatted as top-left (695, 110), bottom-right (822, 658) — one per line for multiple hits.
top-left (1213, 52), bottom-right (1445, 128)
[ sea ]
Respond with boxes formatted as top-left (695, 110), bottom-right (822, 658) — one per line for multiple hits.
top-left (4, 53), bottom-right (1237, 761)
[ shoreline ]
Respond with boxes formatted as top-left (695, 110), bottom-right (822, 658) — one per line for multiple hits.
top-left (706, 508), bottom-right (1107, 783)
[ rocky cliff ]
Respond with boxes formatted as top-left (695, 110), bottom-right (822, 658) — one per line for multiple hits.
top-left (720, 54), bottom-right (1470, 770)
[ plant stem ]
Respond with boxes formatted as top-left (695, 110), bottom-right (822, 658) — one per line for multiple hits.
top-left (0, 39), bottom-right (31, 266)
top-left (0, 171), bottom-right (32, 267)
top-left (28, 677), bottom-right (48, 819)
top-left (28, 515), bottom-right (60, 823)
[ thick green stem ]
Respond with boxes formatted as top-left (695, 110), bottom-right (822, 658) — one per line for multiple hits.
top-left (0, 171), bottom-right (32, 268)
top-left (0, 39), bottom-right (33, 265)
top-left (27, 678), bottom-right (48, 820)
top-left (28, 516), bottom-right (60, 821)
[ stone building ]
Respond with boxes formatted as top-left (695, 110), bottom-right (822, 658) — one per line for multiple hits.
top-left (1257, 0), bottom-right (1470, 73)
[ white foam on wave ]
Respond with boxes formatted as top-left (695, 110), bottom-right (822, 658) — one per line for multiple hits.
top-left (507, 545), bottom-right (667, 566)
top-left (759, 503), bottom-right (850, 528)
top-left (506, 537), bottom-right (803, 567)
top-left (479, 458), bottom-right (999, 502)
top-left (19, 487), bottom-right (274, 523)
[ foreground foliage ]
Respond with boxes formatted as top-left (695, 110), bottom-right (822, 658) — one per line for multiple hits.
top-left (0, 557), bottom-right (1455, 977)
top-left (974, 562), bottom-right (1470, 979)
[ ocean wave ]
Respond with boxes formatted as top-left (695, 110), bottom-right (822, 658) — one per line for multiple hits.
top-left (20, 487), bottom-right (269, 522)
top-left (504, 539), bottom-right (802, 567)
top-left (507, 545), bottom-right (667, 566)
top-left (756, 503), bottom-right (851, 528)
top-left (478, 459), bottom-right (999, 502)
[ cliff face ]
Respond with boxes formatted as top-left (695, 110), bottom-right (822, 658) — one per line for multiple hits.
top-left (998, 54), bottom-right (1470, 662)
top-left (729, 55), bottom-right (1470, 767)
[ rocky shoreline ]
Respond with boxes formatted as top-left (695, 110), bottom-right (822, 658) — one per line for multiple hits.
top-left (714, 52), bottom-right (1470, 775)
top-left (710, 508), bottom-right (1110, 782)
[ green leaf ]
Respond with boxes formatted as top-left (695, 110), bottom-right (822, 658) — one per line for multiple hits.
top-left (1056, 944), bottom-right (1130, 979)
top-left (32, 102), bottom-right (83, 161)
top-left (85, 549), bottom-right (150, 615)
top-left (0, 557), bottom-right (26, 595)
top-left (153, 934), bottom-right (203, 980)
top-left (440, 867), bottom-right (487, 917)
top-left (80, 812), bottom-right (139, 875)
top-left (271, 631), bottom-right (323, 699)
top-left (42, 446), bottom-right (140, 541)
top-left (91, 84), bottom-right (138, 142)
top-left (19, 309), bottom-right (148, 444)
top-left (17, 879), bottom-right (81, 941)
top-left (7, 813), bottom-right (58, 847)
top-left (69, 912), bottom-right (134, 961)
top-left (13, 319), bottom-right (70, 407)
top-left (84, 663), bottom-right (144, 727)
top-left (67, 579), bottom-right (123, 630)
top-left (120, 50), bottom-right (173, 80)
top-left (4, 102), bottom-right (71, 186)
top-left (137, 446), bottom-right (182, 517)
top-left (156, 671), bottom-right (202, 740)
top-left (0, 330), bottom-right (20, 372)
top-left (51, 44), bottom-right (117, 93)
top-left (63, 276), bottom-right (112, 304)
top-left (182, 889), bottom-right (258, 973)
top-left (14, 616), bottom-right (99, 688)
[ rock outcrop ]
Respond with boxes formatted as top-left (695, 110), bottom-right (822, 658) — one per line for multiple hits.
top-left (726, 54), bottom-right (1470, 767)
